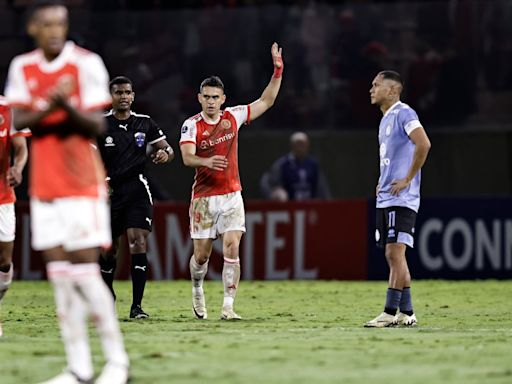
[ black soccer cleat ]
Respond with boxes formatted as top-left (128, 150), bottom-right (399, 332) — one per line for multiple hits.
top-left (129, 305), bottom-right (149, 319)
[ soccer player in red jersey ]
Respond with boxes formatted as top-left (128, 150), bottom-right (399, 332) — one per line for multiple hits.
top-left (180, 43), bottom-right (283, 320)
top-left (5, 1), bottom-right (128, 383)
top-left (0, 97), bottom-right (29, 338)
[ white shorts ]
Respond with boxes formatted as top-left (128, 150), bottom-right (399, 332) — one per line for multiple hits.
top-left (30, 197), bottom-right (112, 252)
top-left (190, 191), bottom-right (246, 239)
top-left (0, 203), bottom-right (15, 242)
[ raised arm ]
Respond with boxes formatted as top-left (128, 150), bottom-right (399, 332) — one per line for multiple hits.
top-left (249, 42), bottom-right (283, 122)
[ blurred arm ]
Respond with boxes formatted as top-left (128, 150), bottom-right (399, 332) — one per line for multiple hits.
top-left (7, 136), bottom-right (28, 187)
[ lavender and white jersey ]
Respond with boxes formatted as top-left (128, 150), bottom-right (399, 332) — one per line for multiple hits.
top-left (377, 101), bottom-right (423, 212)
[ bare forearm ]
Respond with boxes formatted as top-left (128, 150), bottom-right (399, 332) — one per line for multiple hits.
top-left (12, 139), bottom-right (28, 172)
top-left (183, 153), bottom-right (207, 168)
top-left (62, 105), bottom-right (105, 137)
top-left (259, 76), bottom-right (282, 109)
top-left (405, 145), bottom-right (430, 182)
top-left (13, 109), bottom-right (52, 130)
top-left (14, 107), bottom-right (104, 137)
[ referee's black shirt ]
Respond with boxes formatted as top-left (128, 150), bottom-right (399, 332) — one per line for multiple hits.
top-left (98, 110), bottom-right (166, 185)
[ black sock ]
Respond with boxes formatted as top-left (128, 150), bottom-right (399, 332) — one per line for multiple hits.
top-left (384, 288), bottom-right (402, 315)
top-left (99, 255), bottom-right (116, 300)
top-left (131, 253), bottom-right (148, 308)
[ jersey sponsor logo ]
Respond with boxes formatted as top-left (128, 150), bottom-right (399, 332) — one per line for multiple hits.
top-left (220, 119), bottom-right (232, 129)
top-left (134, 132), bottom-right (146, 147)
top-left (119, 124), bottom-right (128, 131)
top-left (210, 131), bottom-right (235, 146)
top-left (181, 125), bottom-right (188, 134)
top-left (379, 143), bottom-right (390, 166)
top-left (105, 136), bottom-right (115, 147)
top-left (199, 132), bottom-right (235, 150)
top-left (0, 128), bottom-right (7, 137)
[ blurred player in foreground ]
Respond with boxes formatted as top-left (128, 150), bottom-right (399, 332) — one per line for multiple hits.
top-left (5, 1), bottom-right (129, 382)
top-left (0, 97), bottom-right (29, 337)
top-left (365, 70), bottom-right (431, 328)
top-left (98, 76), bottom-right (174, 319)
top-left (180, 43), bottom-right (283, 320)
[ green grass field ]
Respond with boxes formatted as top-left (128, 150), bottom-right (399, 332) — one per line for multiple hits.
top-left (1, 280), bottom-right (511, 384)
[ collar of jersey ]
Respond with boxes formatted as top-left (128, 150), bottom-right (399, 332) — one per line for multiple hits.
top-left (200, 111), bottom-right (222, 125)
top-left (35, 41), bottom-right (75, 73)
top-left (383, 100), bottom-right (402, 118)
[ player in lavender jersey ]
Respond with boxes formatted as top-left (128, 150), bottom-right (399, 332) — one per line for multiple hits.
top-left (364, 71), bottom-right (431, 328)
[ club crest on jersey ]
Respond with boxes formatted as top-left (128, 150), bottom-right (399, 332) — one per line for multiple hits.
top-left (220, 119), bottom-right (231, 129)
top-left (134, 132), bottom-right (146, 147)
top-left (105, 136), bottom-right (115, 147)
top-left (385, 124), bottom-right (392, 136)
top-left (200, 140), bottom-right (208, 150)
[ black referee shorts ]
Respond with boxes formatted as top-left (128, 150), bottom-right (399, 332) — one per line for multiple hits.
top-left (375, 206), bottom-right (417, 249)
top-left (109, 175), bottom-right (153, 239)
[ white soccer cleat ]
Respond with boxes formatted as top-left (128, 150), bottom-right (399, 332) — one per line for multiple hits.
top-left (221, 306), bottom-right (242, 320)
top-left (395, 312), bottom-right (418, 326)
top-left (192, 290), bottom-right (207, 319)
top-left (364, 312), bottom-right (397, 328)
top-left (38, 371), bottom-right (85, 384)
top-left (96, 363), bottom-right (130, 384)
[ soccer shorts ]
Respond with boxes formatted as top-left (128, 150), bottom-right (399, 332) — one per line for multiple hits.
top-left (109, 174), bottom-right (153, 238)
top-left (375, 206), bottom-right (417, 248)
top-left (0, 203), bottom-right (15, 242)
top-left (189, 191), bottom-right (246, 239)
top-left (30, 197), bottom-right (111, 252)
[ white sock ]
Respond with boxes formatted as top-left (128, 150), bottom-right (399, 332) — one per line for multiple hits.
top-left (47, 261), bottom-right (93, 380)
top-left (70, 263), bottom-right (129, 368)
top-left (190, 256), bottom-right (208, 296)
top-left (222, 257), bottom-right (240, 308)
top-left (0, 263), bottom-right (13, 302)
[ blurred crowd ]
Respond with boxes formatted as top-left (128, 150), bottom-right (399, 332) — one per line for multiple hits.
top-left (1, 0), bottom-right (512, 132)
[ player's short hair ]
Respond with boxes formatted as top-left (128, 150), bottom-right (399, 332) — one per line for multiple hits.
top-left (378, 70), bottom-right (404, 87)
top-left (109, 76), bottom-right (133, 92)
top-left (27, 0), bottom-right (66, 21)
top-left (200, 76), bottom-right (224, 93)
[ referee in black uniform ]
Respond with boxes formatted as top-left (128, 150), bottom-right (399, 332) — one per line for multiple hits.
top-left (98, 76), bottom-right (174, 319)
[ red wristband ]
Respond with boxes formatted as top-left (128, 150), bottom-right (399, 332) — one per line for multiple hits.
top-left (273, 57), bottom-right (284, 78)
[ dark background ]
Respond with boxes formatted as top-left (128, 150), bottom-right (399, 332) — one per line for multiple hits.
top-left (2, 0), bottom-right (511, 201)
